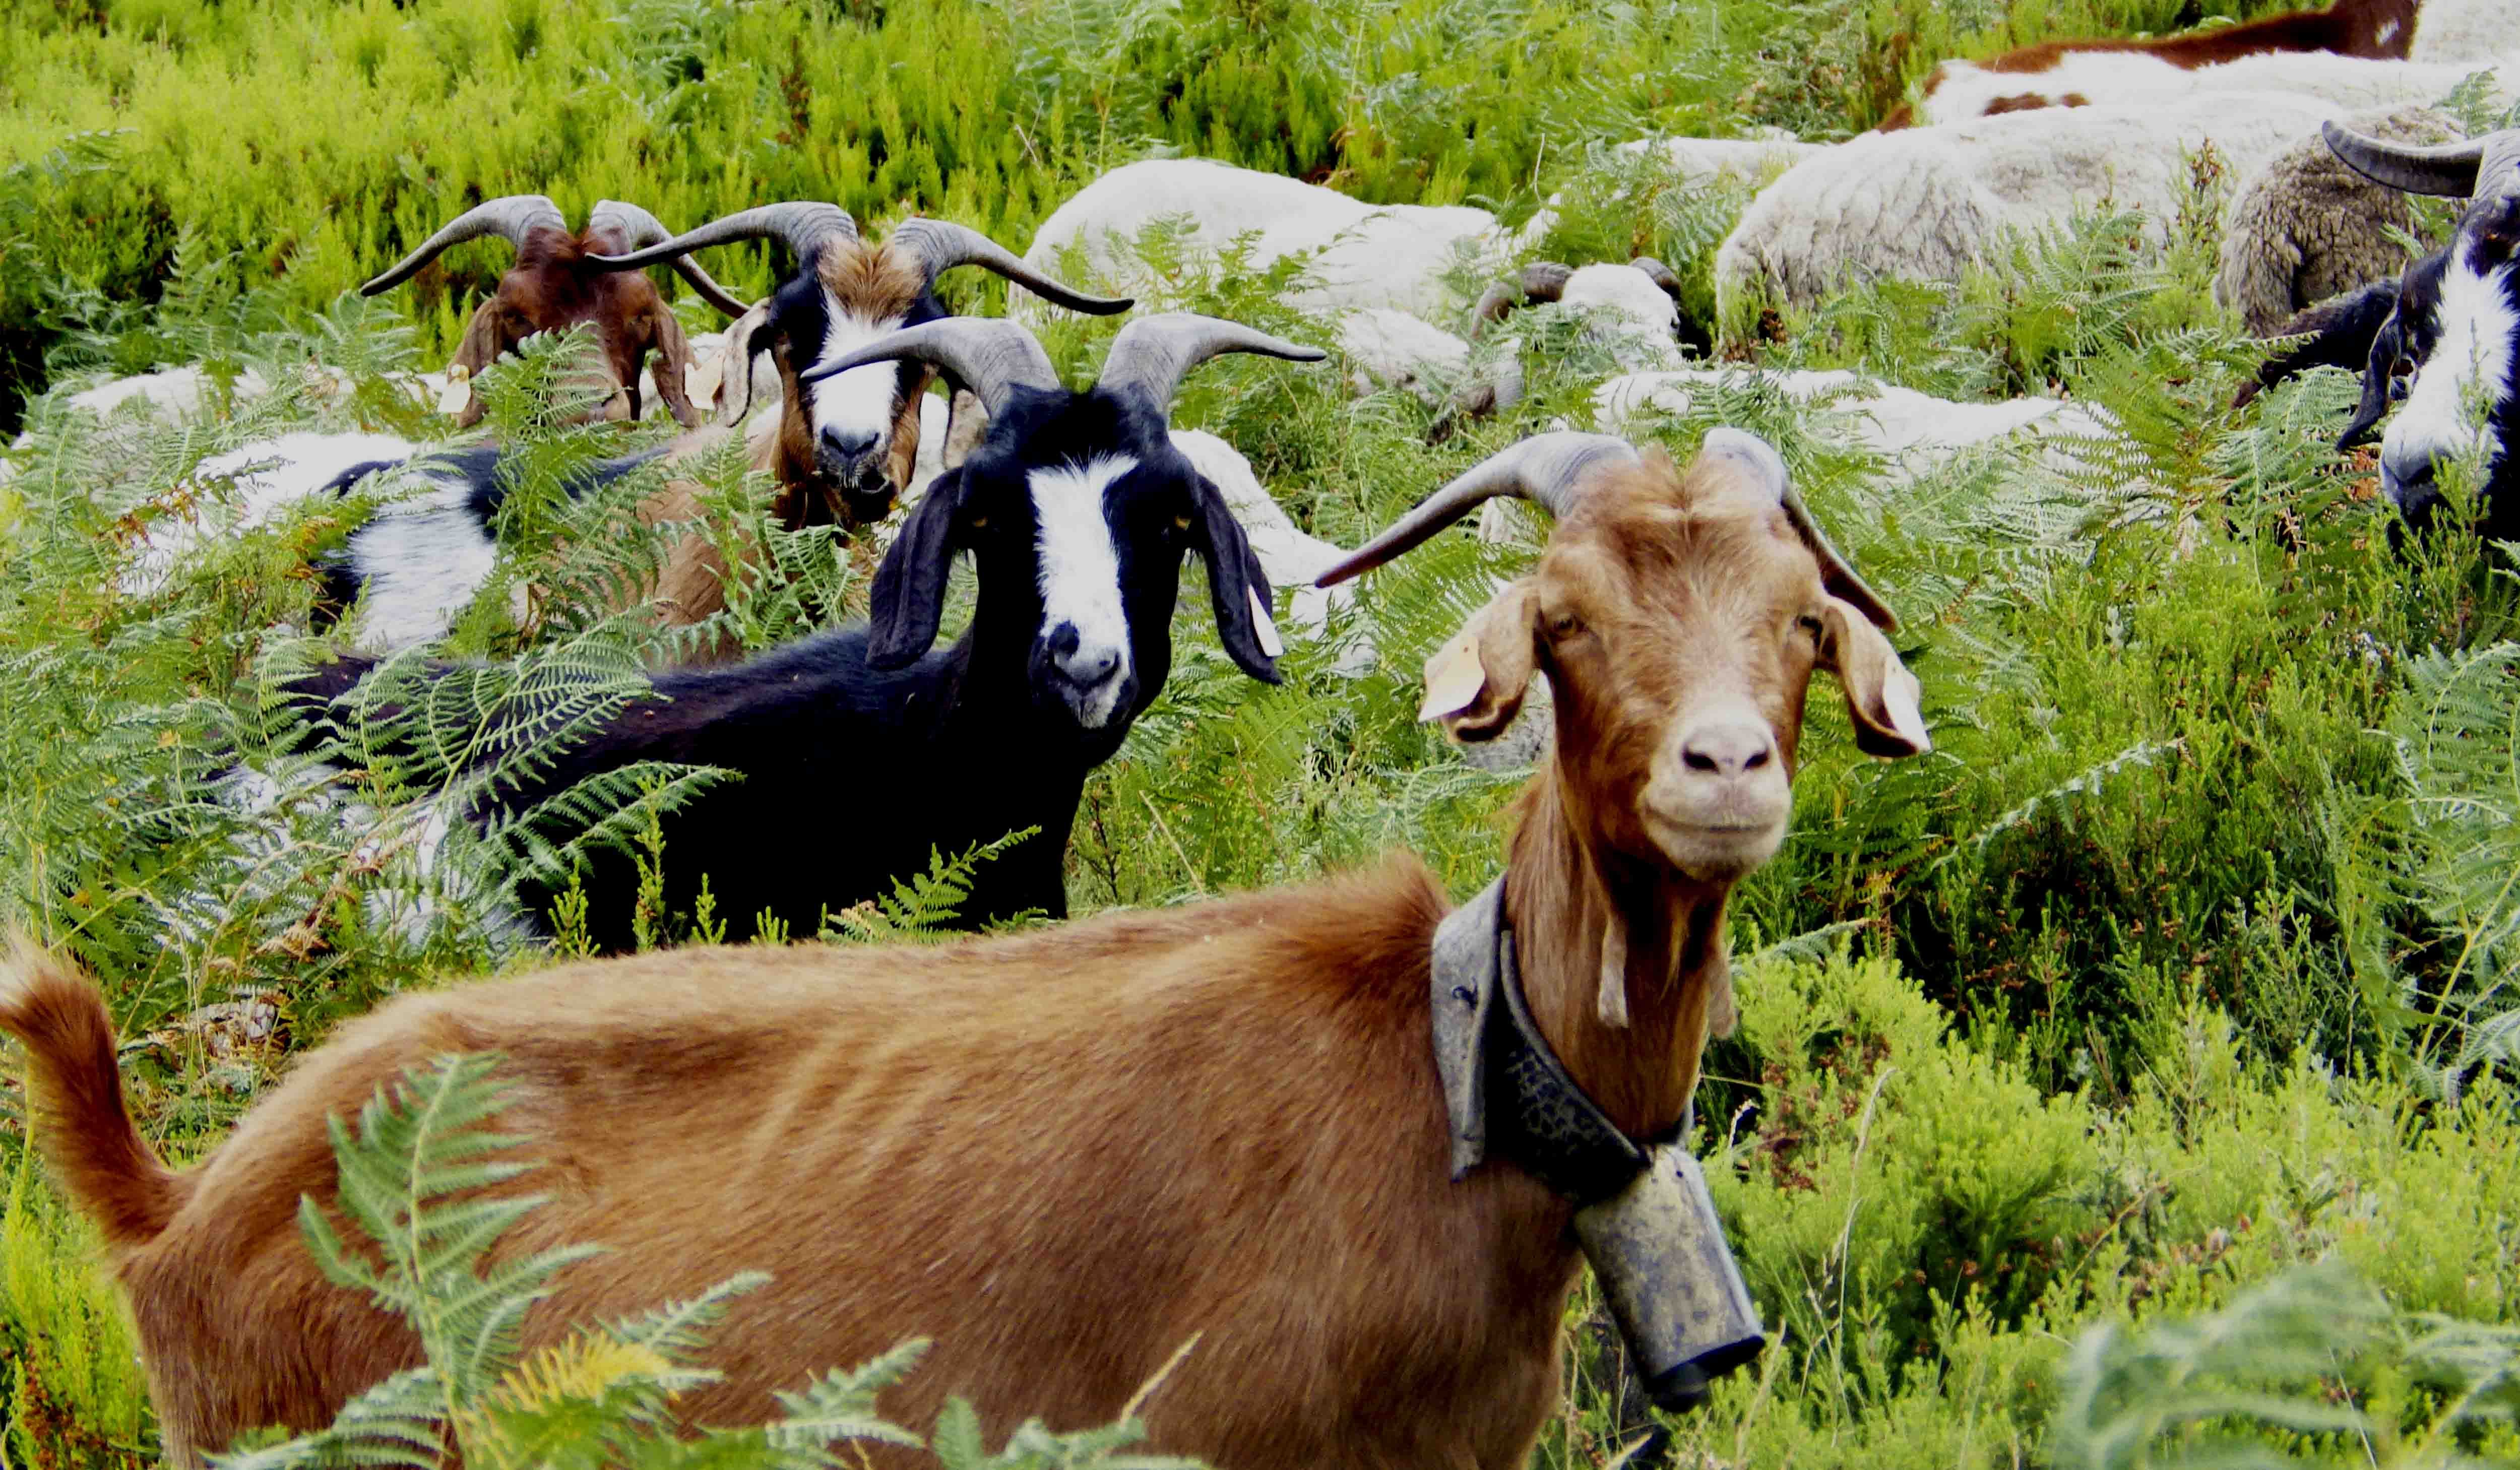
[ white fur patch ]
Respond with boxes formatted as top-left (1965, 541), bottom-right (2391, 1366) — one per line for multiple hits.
top-left (121, 432), bottom-right (424, 598)
top-left (807, 293), bottom-right (906, 452)
top-left (2388, 258), bottom-right (2517, 483)
top-left (1920, 52), bottom-right (2185, 125)
top-left (345, 478), bottom-right (499, 652)
top-left (1031, 455), bottom-right (1138, 729)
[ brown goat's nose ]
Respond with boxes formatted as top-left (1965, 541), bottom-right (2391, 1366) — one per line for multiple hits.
top-left (1680, 721), bottom-right (1775, 778)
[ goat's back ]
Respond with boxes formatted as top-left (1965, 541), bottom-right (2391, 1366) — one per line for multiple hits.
top-left (122, 855), bottom-right (1581, 1468)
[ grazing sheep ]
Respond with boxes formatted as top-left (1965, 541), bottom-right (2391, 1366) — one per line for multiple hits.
top-left (1594, 368), bottom-right (2115, 483)
top-left (1718, 91), bottom-right (2353, 315)
top-left (360, 197), bottom-right (748, 429)
top-left (2217, 104), bottom-right (2465, 335)
top-left (2, 427), bottom-right (1926, 1468)
top-left (1880, 0), bottom-right (2422, 129)
top-left (1022, 158), bottom-right (1544, 321)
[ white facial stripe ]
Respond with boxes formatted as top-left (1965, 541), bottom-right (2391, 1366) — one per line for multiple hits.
top-left (806, 292), bottom-right (906, 448)
top-left (2388, 259), bottom-right (2518, 478)
top-left (1032, 455), bottom-right (1139, 728)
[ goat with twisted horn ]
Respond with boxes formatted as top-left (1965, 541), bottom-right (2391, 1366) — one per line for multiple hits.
top-left (361, 196), bottom-right (746, 428)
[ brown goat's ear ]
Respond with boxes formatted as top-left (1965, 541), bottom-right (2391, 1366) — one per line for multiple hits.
top-left (648, 307), bottom-right (703, 429)
top-left (1817, 596), bottom-right (1929, 758)
top-left (443, 302), bottom-right (507, 425)
top-left (1423, 583), bottom-right (1538, 742)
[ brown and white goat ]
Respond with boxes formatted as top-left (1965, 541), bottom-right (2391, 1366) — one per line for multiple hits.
top-left (360, 196), bottom-right (749, 428)
top-left (1878, 0), bottom-right (2421, 129)
top-left (1, 430), bottom-right (1928, 1467)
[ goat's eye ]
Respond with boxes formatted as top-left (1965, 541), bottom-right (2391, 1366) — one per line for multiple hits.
top-left (1547, 612), bottom-right (1585, 640)
top-left (1173, 513), bottom-right (1194, 533)
top-left (967, 515), bottom-right (988, 531)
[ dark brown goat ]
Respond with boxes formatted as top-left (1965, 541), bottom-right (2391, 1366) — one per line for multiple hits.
top-left (1878, 0), bottom-right (2420, 129)
top-left (1, 430), bottom-right (1928, 1467)
top-left (360, 196), bottom-right (749, 428)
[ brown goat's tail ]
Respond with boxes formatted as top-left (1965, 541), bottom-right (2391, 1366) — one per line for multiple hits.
top-left (0, 933), bottom-right (181, 1248)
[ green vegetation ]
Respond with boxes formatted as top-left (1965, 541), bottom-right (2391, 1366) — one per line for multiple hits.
top-left (6, 0), bottom-right (2520, 1465)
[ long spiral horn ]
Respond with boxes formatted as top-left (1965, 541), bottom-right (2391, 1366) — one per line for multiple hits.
top-left (1314, 432), bottom-right (1641, 587)
top-left (1094, 313), bottom-right (1326, 411)
top-left (583, 202), bottom-right (859, 273)
top-left (796, 316), bottom-right (1062, 418)
top-left (586, 200), bottom-right (753, 318)
top-left (360, 195), bottom-right (566, 296)
top-left (886, 218), bottom-right (1134, 315)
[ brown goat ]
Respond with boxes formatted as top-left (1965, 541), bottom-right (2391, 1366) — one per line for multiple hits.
top-left (1878, 0), bottom-right (2420, 129)
top-left (361, 197), bottom-right (749, 429)
top-left (2, 430), bottom-right (1929, 1467)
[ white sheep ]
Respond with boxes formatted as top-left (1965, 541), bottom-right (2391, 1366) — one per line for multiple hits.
top-left (1717, 91), bottom-right (2357, 314)
top-left (2215, 104), bottom-right (2463, 336)
top-left (2411, 0), bottom-right (2520, 63)
top-left (1902, 48), bottom-right (2501, 130)
top-left (1021, 158), bottom-right (1543, 320)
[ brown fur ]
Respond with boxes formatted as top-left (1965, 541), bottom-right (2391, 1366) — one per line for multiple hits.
top-left (1877, 0), bottom-right (2419, 128)
top-left (449, 227), bottom-right (701, 430)
top-left (0, 443), bottom-right (1925, 1467)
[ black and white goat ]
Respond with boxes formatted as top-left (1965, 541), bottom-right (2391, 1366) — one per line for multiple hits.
top-left (291, 314), bottom-right (1321, 951)
top-left (2250, 123), bottom-right (2520, 538)
top-left (587, 202), bottom-right (1132, 528)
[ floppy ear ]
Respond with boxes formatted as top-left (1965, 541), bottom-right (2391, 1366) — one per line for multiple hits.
top-left (1817, 596), bottom-right (1930, 758)
top-left (1422, 582), bottom-right (1538, 743)
top-left (443, 301), bottom-right (508, 426)
top-left (2338, 307), bottom-right (2404, 450)
top-left (1191, 475), bottom-right (1282, 684)
top-left (868, 467), bottom-right (966, 670)
top-left (2236, 278), bottom-right (2398, 410)
top-left (647, 306), bottom-right (703, 428)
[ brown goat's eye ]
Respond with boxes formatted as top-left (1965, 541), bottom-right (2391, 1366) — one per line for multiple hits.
top-left (1547, 612), bottom-right (1585, 640)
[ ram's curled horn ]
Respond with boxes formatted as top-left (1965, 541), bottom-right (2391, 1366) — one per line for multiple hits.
top-left (360, 195), bottom-right (567, 296)
top-left (585, 202), bottom-right (859, 272)
top-left (1471, 262), bottom-right (1576, 337)
top-left (1095, 313), bottom-right (1327, 411)
top-left (885, 218), bottom-right (1135, 315)
top-left (797, 315), bottom-right (1061, 417)
top-left (587, 200), bottom-right (753, 318)
top-left (2323, 122), bottom-right (2520, 199)
top-left (1314, 431), bottom-right (1642, 587)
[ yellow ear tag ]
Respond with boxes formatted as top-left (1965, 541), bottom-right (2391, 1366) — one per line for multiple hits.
top-left (687, 350), bottom-right (725, 408)
top-left (1419, 623), bottom-right (1487, 722)
top-left (434, 364), bottom-right (472, 418)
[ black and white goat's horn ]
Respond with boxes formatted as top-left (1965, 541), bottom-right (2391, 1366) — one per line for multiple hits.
top-left (585, 202), bottom-right (859, 271)
top-left (361, 195), bottom-right (566, 296)
top-left (2323, 123), bottom-right (2520, 199)
top-left (798, 316), bottom-right (1061, 416)
top-left (587, 200), bottom-right (753, 318)
top-left (1471, 262), bottom-right (1576, 338)
top-left (1096, 313), bottom-right (1326, 410)
top-left (886, 218), bottom-right (1135, 315)
top-left (1315, 431), bottom-right (1640, 587)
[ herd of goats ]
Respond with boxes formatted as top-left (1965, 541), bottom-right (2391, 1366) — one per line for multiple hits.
top-left (3, 0), bottom-right (2520, 1463)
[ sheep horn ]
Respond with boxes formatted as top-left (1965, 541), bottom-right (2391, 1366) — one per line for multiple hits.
top-left (1314, 431), bottom-right (1641, 587)
top-left (360, 195), bottom-right (566, 296)
top-left (587, 200), bottom-right (753, 319)
top-left (1632, 257), bottom-right (1686, 305)
top-left (1095, 313), bottom-right (1326, 412)
top-left (796, 315), bottom-right (1061, 418)
top-left (584, 202), bottom-right (859, 272)
top-left (1471, 262), bottom-right (1575, 339)
top-left (2323, 122), bottom-right (2520, 199)
top-left (885, 218), bottom-right (1135, 315)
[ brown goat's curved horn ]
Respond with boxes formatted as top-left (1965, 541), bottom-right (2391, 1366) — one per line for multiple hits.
top-left (1470, 262), bottom-right (1575, 339)
top-left (584, 202), bottom-right (859, 272)
top-left (1095, 313), bottom-right (1326, 412)
top-left (886, 218), bottom-right (1135, 316)
top-left (360, 195), bottom-right (566, 296)
top-left (587, 200), bottom-right (753, 318)
top-left (796, 315), bottom-right (1060, 417)
top-left (2322, 122), bottom-right (2520, 198)
top-left (1314, 431), bottom-right (1640, 587)
top-left (1700, 426), bottom-right (1901, 632)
